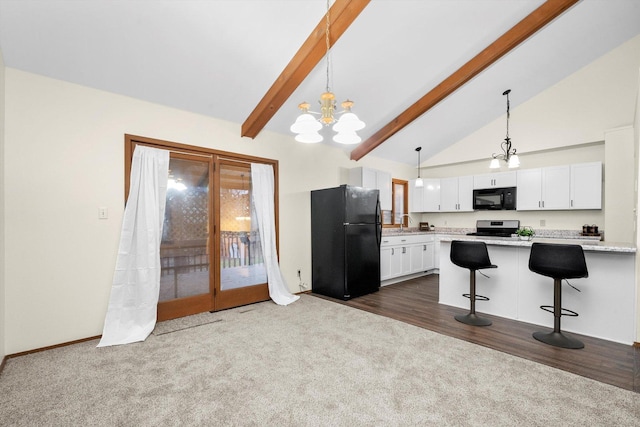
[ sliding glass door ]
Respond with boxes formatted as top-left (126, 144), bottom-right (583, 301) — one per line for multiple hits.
top-left (215, 160), bottom-right (269, 310)
top-left (158, 152), bottom-right (214, 320)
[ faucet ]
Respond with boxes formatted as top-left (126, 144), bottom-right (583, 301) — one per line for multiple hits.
top-left (400, 214), bottom-right (412, 232)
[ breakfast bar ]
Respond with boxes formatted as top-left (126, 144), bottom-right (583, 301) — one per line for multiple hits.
top-left (438, 236), bottom-right (636, 344)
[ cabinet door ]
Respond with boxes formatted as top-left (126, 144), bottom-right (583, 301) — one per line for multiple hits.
top-left (458, 176), bottom-right (474, 211)
top-left (389, 247), bottom-right (403, 278)
top-left (542, 165), bottom-right (570, 209)
top-left (422, 243), bottom-right (435, 270)
top-left (570, 162), bottom-right (602, 209)
top-left (516, 168), bottom-right (542, 210)
top-left (409, 244), bottom-right (424, 274)
top-left (400, 246), bottom-right (411, 275)
top-left (494, 171), bottom-right (517, 187)
top-left (423, 179), bottom-right (441, 212)
top-left (474, 171), bottom-right (516, 189)
top-left (361, 168), bottom-right (377, 189)
top-left (440, 177), bottom-right (459, 212)
top-left (380, 246), bottom-right (393, 281)
top-left (409, 180), bottom-right (423, 212)
top-left (376, 170), bottom-right (392, 211)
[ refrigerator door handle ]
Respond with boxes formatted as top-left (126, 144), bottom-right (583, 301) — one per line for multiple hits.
top-left (375, 196), bottom-right (382, 249)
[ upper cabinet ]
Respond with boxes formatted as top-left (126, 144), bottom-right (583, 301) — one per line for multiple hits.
top-left (473, 171), bottom-right (517, 189)
top-left (570, 162), bottom-right (602, 209)
top-left (349, 167), bottom-right (392, 211)
top-left (409, 179), bottom-right (441, 212)
top-left (516, 162), bottom-right (601, 210)
top-left (440, 176), bottom-right (473, 212)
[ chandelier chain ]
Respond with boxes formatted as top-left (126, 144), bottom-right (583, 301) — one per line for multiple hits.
top-left (325, 0), bottom-right (331, 93)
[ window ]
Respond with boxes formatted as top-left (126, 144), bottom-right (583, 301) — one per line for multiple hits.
top-left (382, 179), bottom-right (408, 228)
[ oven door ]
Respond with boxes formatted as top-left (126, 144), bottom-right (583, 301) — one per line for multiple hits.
top-left (473, 189), bottom-right (503, 210)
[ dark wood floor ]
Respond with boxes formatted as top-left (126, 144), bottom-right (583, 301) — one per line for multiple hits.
top-left (313, 274), bottom-right (639, 393)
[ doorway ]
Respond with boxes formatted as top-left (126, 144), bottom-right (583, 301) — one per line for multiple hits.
top-left (124, 135), bottom-right (274, 321)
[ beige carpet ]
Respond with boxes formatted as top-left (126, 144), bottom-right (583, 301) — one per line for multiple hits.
top-left (1, 295), bottom-right (638, 426)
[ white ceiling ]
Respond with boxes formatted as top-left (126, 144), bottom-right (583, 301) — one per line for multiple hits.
top-left (0, 0), bottom-right (639, 166)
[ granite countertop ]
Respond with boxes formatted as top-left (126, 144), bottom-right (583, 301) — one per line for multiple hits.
top-left (382, 227), bottom-right (636, 253)
top-left (437, 235), bottom-right (636, 253)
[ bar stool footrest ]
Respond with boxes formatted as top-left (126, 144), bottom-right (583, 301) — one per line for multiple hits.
top-left (462, 293), bottom-right (489, 302)
top-left (539, 305), bottom-right (579, 317)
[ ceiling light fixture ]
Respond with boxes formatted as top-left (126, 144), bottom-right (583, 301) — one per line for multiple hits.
top-left (415, 147), bottom-right (423, 188)
top-left (290, 0), bottom-right (364, 144)
top-left (490, 89), bottom-right (520, 169)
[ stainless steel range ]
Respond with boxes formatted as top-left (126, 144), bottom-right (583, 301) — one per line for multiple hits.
top-left (466, 220), bottom-right (520, 237)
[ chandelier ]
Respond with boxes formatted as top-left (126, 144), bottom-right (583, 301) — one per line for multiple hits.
top-left (490, 89), bottom-right (520, 169)
top-left (290, 0), bottom-right (364, 144)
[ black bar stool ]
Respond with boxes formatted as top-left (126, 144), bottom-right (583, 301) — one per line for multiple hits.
top-left (528, 243), bottom-right (588, 349)
top-left (450, 240), bottom-right (497, 326)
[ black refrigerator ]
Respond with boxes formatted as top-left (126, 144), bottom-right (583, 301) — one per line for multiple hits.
top-left (311, 185), bottom-right (381, 300)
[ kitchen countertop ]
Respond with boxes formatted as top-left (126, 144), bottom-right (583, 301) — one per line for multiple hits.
top-left (382, 228), bottom-right (635, 253)
top-left (437, 235), bottom-right (636, 253)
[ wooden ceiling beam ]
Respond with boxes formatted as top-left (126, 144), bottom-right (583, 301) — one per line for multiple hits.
top-left (241, 0), bottom-right (370, 139)
top-left (350, 0), bottom-right (580, 161)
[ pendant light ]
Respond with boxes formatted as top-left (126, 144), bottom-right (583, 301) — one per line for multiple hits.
top-left (415, 147), bottom-right (423, 188)
top-left (490, 89), bottom-right (520, 169)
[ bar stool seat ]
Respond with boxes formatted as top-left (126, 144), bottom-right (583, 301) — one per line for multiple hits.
top-left (528, 243), bottom-right (588, 349)
top-left (450, 240), bottom-right (497, 326)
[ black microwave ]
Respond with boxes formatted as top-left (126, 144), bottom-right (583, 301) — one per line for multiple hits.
top-left (473, 187), bottom-right (517, 210)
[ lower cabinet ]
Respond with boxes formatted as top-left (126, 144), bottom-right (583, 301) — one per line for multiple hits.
top-left (380, 234), bottom-right (435, 282)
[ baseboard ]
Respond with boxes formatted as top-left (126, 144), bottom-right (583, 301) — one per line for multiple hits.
top-left (0, 355), bottom-right (6, 376)
top-left (6, 335), bottom-right (101, 359)
top-left (633, 341), bottom-right (640, 348)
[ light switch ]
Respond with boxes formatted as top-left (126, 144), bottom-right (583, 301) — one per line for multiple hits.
top-left (98, 207), bottom-right (109, 219)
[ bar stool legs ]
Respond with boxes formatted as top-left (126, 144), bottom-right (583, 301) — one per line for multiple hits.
top-left (532, 278), bottom-right (584, 349)
top-left (455, 269), bottom-right (492, 326)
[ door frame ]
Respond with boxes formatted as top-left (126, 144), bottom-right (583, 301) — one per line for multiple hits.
top-left (124, 134), bottom-right (279, 319)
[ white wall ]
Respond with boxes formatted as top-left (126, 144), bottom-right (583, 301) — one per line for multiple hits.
top-left (0, 45), bottom-right (6, 360)
top-left (426, 35), bottom-right (640, 167)
top-left (3, 69), bottom-right (413, 353)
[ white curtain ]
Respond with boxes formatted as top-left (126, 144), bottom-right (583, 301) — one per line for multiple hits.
top-left (98, 146), bottom-right (170, 347)
top-left (251, 163), bottom-right (299, 306)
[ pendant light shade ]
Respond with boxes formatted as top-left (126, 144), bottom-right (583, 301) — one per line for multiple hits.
top-left (415, 146), bottom-right (423, 188)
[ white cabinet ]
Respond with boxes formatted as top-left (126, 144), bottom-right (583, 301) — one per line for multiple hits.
top-left (517, 166), bottom-right (570, 210)
top-left (409, 178), bottom-right (441, 212)
top-left (440, 176), bottom-right (473, 212)
top-left (380, 234), bottom-right (435, 282)
top-left (410, 242), bottom-right (435, 272)
top-left (473, 171), bottom-right (517, 189)
top-left (349, 167), bottom-right (392, 211)
top-left (516, 162), bottom-right (601, 211)
top-left (570, 162), bottom-right (602, 209)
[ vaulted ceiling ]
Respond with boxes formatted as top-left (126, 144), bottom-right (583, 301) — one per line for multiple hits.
top-left (0, 0), bottom-right (639, 166)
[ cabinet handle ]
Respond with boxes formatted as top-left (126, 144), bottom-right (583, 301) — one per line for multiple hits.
top-left (538, 201), bottom-right (541, 208)
top-left (391, 248), bottom-right (394, 255)
top-left (571, 200), bottom-right (573, 207)
top-left (402, 247), bottom-right (406, 254)
top-left (423, 245), bottom-right (426, 251)
top-left (401, 239), bottom-right (406, 242)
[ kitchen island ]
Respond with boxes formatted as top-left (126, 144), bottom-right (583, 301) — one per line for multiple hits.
top-left (438, 236), bottom-right (636, 344)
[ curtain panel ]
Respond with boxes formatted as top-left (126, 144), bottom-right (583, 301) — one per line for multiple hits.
top-left (98, 146), bottom-right (169, 347)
